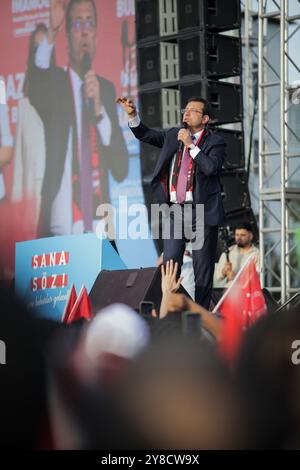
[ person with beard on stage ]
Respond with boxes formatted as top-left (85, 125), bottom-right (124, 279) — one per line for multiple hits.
top-left (215, 223), bottom-right (260, 289)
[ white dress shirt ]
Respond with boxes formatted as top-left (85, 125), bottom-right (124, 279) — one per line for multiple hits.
top-left (215, 244), bottom-right (260, 288)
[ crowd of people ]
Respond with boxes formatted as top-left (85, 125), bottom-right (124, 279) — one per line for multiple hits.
top-left (1, 252), bottom-right (300, 450)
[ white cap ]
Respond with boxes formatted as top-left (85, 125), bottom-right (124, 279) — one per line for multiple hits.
top-left (84, 303), bottom-right (150, 363)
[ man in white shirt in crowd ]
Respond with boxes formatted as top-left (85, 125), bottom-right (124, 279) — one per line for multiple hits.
top-left (215, 223), bottom-right (260, 288)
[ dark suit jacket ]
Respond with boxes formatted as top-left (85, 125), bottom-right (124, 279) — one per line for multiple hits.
top-left (130, 121), bottom-right (226, 226)
top-left (29, 65), bottom-right (128, 237)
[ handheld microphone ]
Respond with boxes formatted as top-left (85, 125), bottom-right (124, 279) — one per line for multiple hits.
top-left (121, 20), bottom-right (128, 65)
top-left (81, 52), bottom-right (91, 78)
top-left (81, 52), bottom-right (94, 117)
top-left (178, 121), bottom-right (188, 154)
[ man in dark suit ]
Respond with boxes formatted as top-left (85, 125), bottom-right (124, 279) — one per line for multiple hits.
top-left (29, 0), bottom-right (128, 237)
top-left (117, 96), bottom-right (226, 309)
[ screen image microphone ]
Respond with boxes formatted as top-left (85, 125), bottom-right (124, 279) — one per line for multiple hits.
top-left (178, 121), bottom-right (189, 154)
top-left (81, 52), bottom-right (94, 117)
top-left (81, 52), bottom-right (91, 78)
top-left (121, 20), bottom-right (128, 65)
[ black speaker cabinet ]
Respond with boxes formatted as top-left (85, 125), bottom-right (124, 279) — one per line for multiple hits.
top-left (177, 0), bottom-right (241, 33)
top-left (136, 0), bottom-right (241, 44)
top-left (136, 0), bottom-right (159, 43)
top-left (138, 32), bottom-right (241, 87)
top-left (138, 43), bottom-right (161, 86)
top-left (211, 128), bottom-right (245, 170)
top-left (179, 32), bottom-right (241, 80)
top-left (220, 170), bottom-right (251, 214)
top-left (140, 141), bottom-right (161, 177)
top-left (139, 80), bottom-right (242, 128)
top-left (139, 89), bottom-right (163, 128)
top-left (90, 267), bottom-right (162, 313)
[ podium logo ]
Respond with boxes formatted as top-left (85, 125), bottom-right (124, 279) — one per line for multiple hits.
top-left (0, 340), bottom-right (6, 365)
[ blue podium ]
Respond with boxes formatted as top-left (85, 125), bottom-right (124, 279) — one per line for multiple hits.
top-left (15, 233), bottom-right (126, 320)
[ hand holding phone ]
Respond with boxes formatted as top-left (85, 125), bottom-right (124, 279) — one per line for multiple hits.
top-left (182, 311), bottom-right (202, 338)
top-left (139, 301), bottom-right (155, 317)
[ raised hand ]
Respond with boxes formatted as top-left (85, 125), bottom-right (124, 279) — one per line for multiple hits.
top-left (50, 0), bottom-right (66, 36)
top-left (116, 96), bottom-right (137, 117)
top-left (161, 259), bottom-right (182, 295)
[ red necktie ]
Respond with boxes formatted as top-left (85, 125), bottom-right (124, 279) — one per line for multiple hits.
top-left (80, 85), bottom-right (93, 231)
top-left (176, 146), bottom-right (190, 203)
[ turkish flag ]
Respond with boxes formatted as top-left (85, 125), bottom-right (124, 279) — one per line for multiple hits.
top-left (214, 255), bottom-right (267, 363)
top-left (66, 286), bottom-right (93, 324)
top-left (61, 284), bottom-right (77, 323)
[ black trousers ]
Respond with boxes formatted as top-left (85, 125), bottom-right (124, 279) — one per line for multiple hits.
top-left (162, 205), bottom-right (218, 309)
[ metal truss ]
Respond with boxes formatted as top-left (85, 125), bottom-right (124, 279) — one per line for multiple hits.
top-left (257, 0), bottom-right (300, 300)
top-left (242, 0), bottom-right (260, 218)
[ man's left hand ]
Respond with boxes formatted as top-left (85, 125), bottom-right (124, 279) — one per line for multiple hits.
top-left (84, 70), bottom-right (102, 116)
top-left (177, 128), bottom-right (193, 148)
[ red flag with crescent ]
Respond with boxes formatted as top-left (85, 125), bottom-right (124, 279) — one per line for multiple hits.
top-left (214, 255), bottom-right (267, 363)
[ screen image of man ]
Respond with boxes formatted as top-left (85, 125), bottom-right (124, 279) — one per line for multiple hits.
top-left (215, 223), bottom-right (260, 288)
top-left (117, 96), bottom-right (226, 309)
top-left (29, 0), bottom-right (128, 237)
